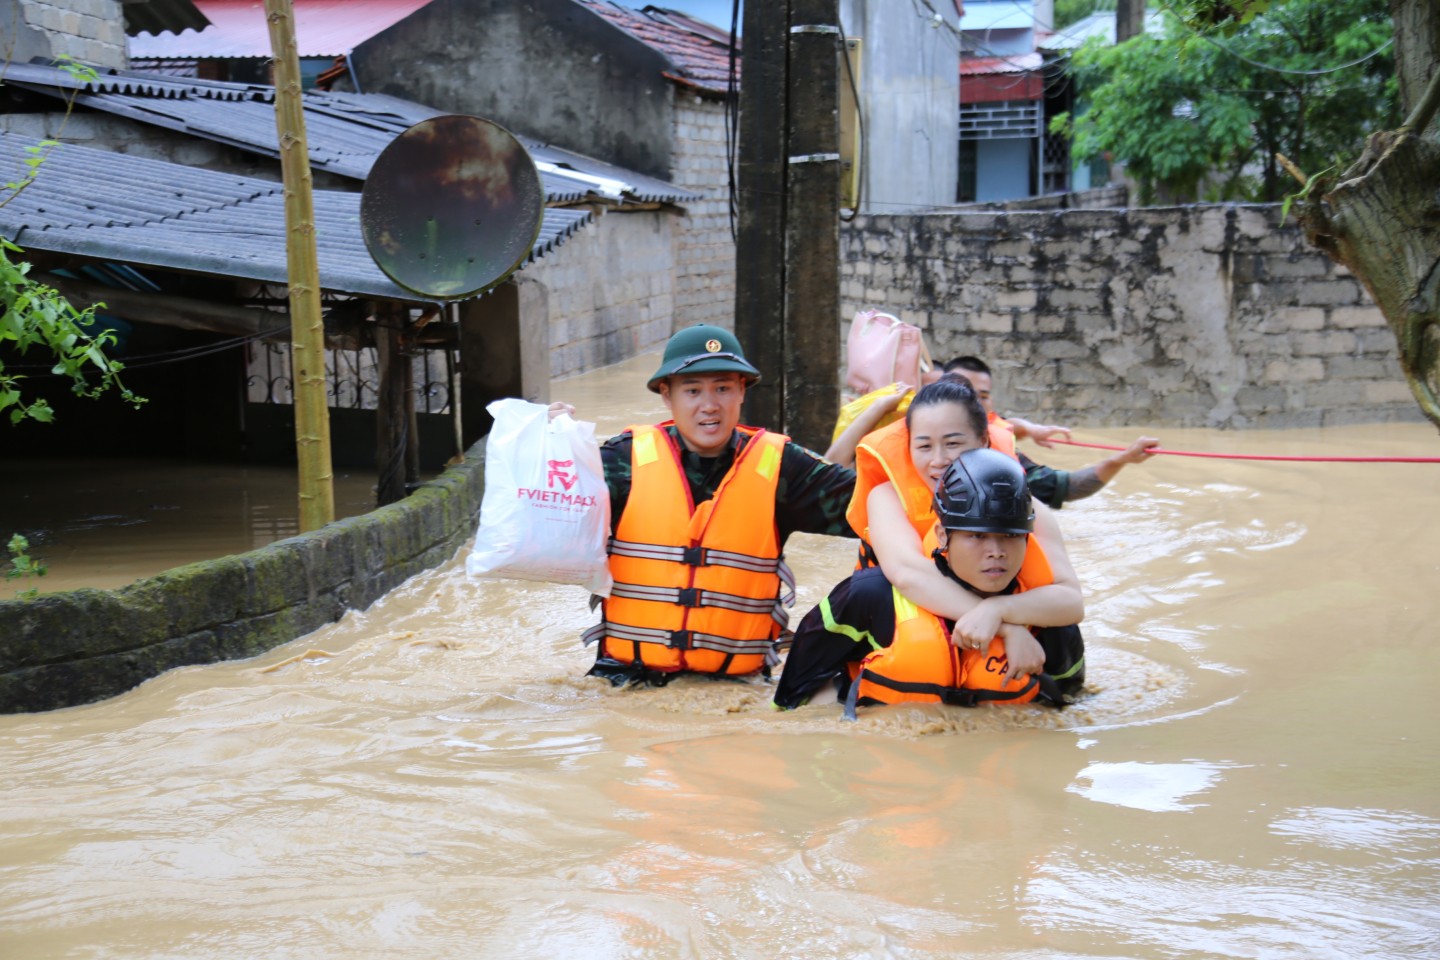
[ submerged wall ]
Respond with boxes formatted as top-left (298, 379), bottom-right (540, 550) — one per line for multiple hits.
top-left (0, 442), bottom-right (487, 714)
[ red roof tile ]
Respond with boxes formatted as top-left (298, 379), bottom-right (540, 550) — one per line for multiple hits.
top-left (577, 1), bottom-right (738, 96)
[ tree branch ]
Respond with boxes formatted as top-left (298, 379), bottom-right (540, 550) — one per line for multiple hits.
top-left (1400, 59), bottom-right (1440, 139)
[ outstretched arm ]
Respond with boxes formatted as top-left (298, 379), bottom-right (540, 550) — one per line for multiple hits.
top-left (1007, 416), bottom-right (1071, 449)
top-left (1065, 436), bottom-right (1160, 501)
top-left (824, 384), bottom-right (911, 467)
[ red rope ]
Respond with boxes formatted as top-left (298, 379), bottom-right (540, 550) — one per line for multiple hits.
top-left (1050, 438), bottom-right (1440, 464)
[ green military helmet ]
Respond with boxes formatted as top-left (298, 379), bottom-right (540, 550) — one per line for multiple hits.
top-left (646, 324), bottom-right (762, 393)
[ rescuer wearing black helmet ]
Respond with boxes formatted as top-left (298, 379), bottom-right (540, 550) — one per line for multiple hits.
top-left (773, 447), bottom-right (1085, 711)
top-left (930, 448), bottom-right (1036, 597)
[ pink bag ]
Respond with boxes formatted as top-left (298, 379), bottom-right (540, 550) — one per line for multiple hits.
top-left (845, 309), bottom-right (932, 395)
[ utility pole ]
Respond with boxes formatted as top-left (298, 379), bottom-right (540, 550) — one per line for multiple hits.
top-left (1116, 0), bottom-right (1147, 43)
top-left (264, 0), bottom-right (334, 531)
top-left (735, 0), bottom-right (841, 452)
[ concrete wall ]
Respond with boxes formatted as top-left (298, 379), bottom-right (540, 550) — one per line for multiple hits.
top-left (840, 0), bottom-right (961, 213)
top-left (350, 0), bottom-right (675, 180)
top-left (839, 203), bottom-right (1417, 428)
top-left (5, 0), bottom-right (128, 69)
top-left (0, 440), bottom-right (489, 714)
top-left (526, 206), bottom-right (678, 379)
top-left (670, 93), bottom-right (735, 330)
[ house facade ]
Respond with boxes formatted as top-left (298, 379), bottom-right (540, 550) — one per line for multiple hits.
top-left (123, 0), bottom-right (740, 376)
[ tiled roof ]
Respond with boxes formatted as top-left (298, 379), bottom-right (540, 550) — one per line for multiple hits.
top-left (6, 63), bottom-right (699, 205)
top-left (0, 132), bottom-right (592, 302)
top-left (576, 1), bottom-right (737, 96)
top-left (127, 0), bottom-right (436, 58)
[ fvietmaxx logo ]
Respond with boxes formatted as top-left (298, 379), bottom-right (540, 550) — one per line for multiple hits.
top-left (547, 459), bottom-right (578, 491)
top-left (516, 459), bottom-right (597, 508)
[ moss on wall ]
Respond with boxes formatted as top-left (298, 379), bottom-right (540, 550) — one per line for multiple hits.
top-left (0, 442), bottom-right (486, 714)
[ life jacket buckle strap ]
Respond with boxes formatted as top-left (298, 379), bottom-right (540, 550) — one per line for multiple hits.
top-left (676, 587), bottom-right (700, 608)
top-left (682, 545), bottom-right (708, 566)
top-left (669, 629), bottom-right (691, 650)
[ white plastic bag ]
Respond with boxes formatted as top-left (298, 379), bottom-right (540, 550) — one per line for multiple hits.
top-left (466, 398), bottom-right (613, 595)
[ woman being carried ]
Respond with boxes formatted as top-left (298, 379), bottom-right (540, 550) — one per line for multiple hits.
top-left (774, 377), bottom-right (1086, 710)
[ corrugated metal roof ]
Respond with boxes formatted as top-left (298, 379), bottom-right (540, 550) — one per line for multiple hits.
top-left (121, 0), bottom-right (211, 36)
top-left (9, 63), bottom-right (699, 205)
top-left (0, 132), bottom-right (592, 302)
top-left (959, 52), bottom-right (1044, 76)
top-left (128, 0), bottom-right (436, 57)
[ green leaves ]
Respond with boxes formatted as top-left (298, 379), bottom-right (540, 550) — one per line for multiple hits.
top-left (5, 534), bottom-right (47, 600)
top-left (0, 238), bottom-right (146, 425)
top-left (1058, 0), bottom-right (1397, 203)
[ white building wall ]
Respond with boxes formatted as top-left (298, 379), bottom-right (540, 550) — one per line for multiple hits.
top-left (839, 0), bottom-right (961, 213)
top-left (527, 209), bottom-right (676, 380)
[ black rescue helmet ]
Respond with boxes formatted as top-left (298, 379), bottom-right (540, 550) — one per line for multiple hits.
top-left (934, 448), bottom-right (1035, 535)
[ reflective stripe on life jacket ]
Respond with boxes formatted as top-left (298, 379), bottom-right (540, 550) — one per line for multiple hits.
top-left (843, 531), bottom-right (1063, 718)
top-left (585, 423), bottom-right (793, 675)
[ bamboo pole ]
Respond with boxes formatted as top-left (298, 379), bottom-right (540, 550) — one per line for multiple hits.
top-left (264, 0), bottom-right (334, 530)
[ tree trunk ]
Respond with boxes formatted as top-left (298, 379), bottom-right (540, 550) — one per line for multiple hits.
top-left (1294, 0), bottom-right (1440, 429)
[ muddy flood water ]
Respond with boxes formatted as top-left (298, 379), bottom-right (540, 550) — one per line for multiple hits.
top-left (3, 352), bottom-right (1440, 959)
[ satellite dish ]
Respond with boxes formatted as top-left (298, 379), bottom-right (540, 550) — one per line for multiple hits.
top-left (360, 115), bottom-right (545, 300)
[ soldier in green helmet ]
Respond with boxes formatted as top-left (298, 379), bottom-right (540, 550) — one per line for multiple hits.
top-left (551, 323), bottom-right (858, 686)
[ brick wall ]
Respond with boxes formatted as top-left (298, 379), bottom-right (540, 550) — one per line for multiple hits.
top-left (525, 208), bottom-right (677, 380)
top-left (15, 0), bottom-right (128, 69)
top-left (670, 94), bottom-right (736, 332)
top-left (840, 204), bottom-right (1416, 428)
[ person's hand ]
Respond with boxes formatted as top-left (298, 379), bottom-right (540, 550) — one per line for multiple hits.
top-left (875, 382), bottom-right (912, 414)
top-left (1024, 422), bottom-right (1072, 449)
top-left (951, 597), bottom-right (1005, 651)
top-left (1007, 416), bottom-right (1071, 448)
top-left (1116, 436), bottom-right (1161, 464)
top-left (547, 401), bottom-right (576, 422)
top-left (998, 623), bottom-right (1045, 683)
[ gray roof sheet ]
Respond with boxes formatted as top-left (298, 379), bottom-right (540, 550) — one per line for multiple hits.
top-left (7, 63), bottom-right (699, 205)
top-left (0, 132), bottom-right (592, 302)
top-left (121, 0), bottom-right (211, 36)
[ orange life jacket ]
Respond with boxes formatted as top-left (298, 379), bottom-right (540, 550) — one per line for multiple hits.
top-left (843, 530), bottom-right (1064, 716)
top-left (988, 413), bottom-right (1017, 458)
top-left (845, 417), bottom-right (1023, 569)
top-left (584, 423), bottom-right (794, 675)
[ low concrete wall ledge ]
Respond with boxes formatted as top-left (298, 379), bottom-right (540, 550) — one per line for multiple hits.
top-left (0, 440), bottom-right (487, 714)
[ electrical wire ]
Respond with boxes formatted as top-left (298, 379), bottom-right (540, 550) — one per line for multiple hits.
top-left (724, 0), bottom-right (741, 243)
